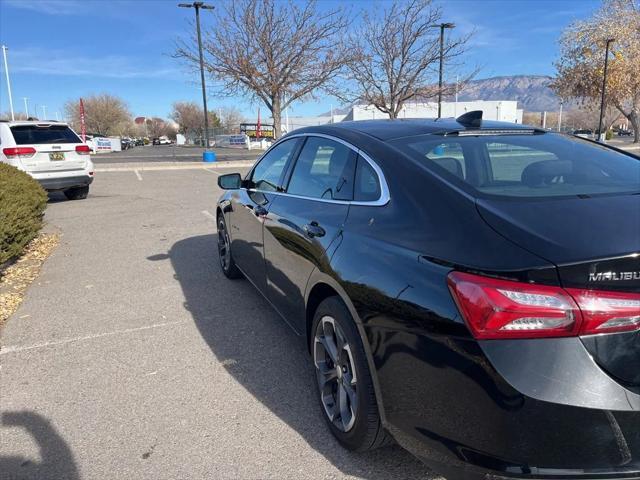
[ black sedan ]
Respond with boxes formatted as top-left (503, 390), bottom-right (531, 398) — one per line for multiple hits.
top-left (215, 112), bottom-right (640, 480)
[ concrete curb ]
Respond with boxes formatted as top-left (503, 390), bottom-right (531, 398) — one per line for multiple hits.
top-left (95, 160), bottom-right (255, 172)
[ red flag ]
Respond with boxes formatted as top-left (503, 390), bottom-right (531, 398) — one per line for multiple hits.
top-left (79, 98), bottom-right (86, 143)
top-left (256, 108), bottom-right (261, 138)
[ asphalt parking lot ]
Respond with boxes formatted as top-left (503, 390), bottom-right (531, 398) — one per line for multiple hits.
top-left (0, 163), bottom-right (439, 480)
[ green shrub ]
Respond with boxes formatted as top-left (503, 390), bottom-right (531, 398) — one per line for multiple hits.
top-left (605, 129), bottom-right (614, 140)
top-left (0, 164), bottom-right (48, 265)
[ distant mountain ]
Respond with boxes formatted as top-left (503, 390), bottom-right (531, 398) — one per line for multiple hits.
top-left (320, 75), bottom-right (565, 116)
top-left (455, 75), bottom-right (563, 112)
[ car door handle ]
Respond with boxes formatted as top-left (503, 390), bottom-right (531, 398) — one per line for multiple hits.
top-left (254, 205), bottom-right (268, 217)
top-left (303, 222), bottom-right (325, 238)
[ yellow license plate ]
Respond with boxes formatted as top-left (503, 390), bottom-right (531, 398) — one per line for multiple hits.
top-left (49, 152), bottom-right (65, 161)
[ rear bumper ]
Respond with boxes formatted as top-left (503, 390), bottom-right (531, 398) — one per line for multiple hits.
top-left (367, 327), bottom-right (640, 480)
top-left (37, 174), bottom-right (93, 191)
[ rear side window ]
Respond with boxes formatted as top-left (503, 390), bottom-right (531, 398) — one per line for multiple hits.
top-left (354, 156), bottom-right (381, 201)
top-left (10, 125), bottom-right (81, 144)
top-left (287, 137), bottom-right (356, 200)
top-left (391, 133), bottom-right (640, 198)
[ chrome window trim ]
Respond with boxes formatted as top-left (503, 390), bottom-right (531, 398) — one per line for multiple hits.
top-left (246, 132), bottom-right (390, 206)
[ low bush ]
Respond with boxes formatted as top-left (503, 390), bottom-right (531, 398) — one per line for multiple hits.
top-left (0, 164), bottom-right (47, 265)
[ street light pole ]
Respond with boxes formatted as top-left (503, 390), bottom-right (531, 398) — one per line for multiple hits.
top-left (597, 38), bottom-right (614, 143)
top-left (42, 105), bottom-right (47, 119)
top-left (22, 97), bottom-right (29, 117)
top-left (178, 2), bottom-right (214, 149)
top-left (436, 23), bottom-right (455, 119)
top-left (2, 45), bottom-right (15, 121)
top-left (558, 100), bottom-right (563, 132)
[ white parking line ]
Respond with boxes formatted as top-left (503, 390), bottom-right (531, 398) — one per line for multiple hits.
top-left (203, 169), bottom-right (219, 175)
top-left (0, 320), bottom-right (184, 355)
top-left (201, 210), bottom-right (216, 221)
top-left (134, 169), bottom-right (143, 181)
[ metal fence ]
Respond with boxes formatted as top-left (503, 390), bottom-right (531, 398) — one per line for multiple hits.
top-left (183, 126), bottom-right (243, 147)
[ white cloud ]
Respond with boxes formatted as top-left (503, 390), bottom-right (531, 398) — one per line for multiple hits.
top-left (2, 0), bottom-right (87, 16)
top-left (6, 47), bottom-right (181, 79)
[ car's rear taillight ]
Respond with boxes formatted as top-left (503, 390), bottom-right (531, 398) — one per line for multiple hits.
top-left (447, 272), bottom-right (581, 339)
top-left (75, 145), bottom-right (91, 155)
top-left (566, 289), bottom-right (640, 335)
top-left (3, 147), bottom-right (36, 159)
top-left (447, 271), bottom-right (640, 339)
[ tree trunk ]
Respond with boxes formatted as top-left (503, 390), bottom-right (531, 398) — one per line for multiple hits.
top-left (629, 110), bottom-right (639, 144)
top-left (272, 96), bottom-right (282, 139)
top-left (388, 100), bottom-right (400, 119)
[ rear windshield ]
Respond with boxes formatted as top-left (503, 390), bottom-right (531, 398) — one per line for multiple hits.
top-left (10, 125), bottom-right (81, 145)
top-left (390, 133), bottom-right (640, 198)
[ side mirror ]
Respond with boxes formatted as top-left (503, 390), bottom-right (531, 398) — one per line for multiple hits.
top-left (218, 173), bottom-right (242, 190)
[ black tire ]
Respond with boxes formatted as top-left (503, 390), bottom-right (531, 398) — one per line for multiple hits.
top-left (63, 186), bottom-right (89, 200)
top-left (311, 296), bottom-right (390, 452)
top-left (217, 215), bottom-right (242, 279)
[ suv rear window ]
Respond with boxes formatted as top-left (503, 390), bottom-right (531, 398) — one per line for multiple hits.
top-left (10, 125), bottom-right (82, 145)
top-left (391, 133), bottom-right (640, 198)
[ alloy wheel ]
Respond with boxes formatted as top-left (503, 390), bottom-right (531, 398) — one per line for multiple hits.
top-left (217, 219), bottom-right (231, 270)
top-left (314, 315), bottom-right (358, 432)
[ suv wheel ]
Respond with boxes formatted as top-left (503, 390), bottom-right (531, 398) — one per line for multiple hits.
top-left (64, 186), bottom-right (89, 200)
top-left (311, 296), bottom-right (390, 451)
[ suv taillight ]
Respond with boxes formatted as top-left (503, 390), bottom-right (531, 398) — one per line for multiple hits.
top-left (75, 145), bottom-right (91, 155)
top-left (447, 271), bottom-right (640, 339)
top-left (3, 147), bottom-right (36, 159)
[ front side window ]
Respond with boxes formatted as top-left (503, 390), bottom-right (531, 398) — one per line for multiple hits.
top-left (287, 137), bottom-right (356, 200)
top-left (391, 133), bottom-right (640, 198)
top-left (250, 138), bottom-right (298, 191)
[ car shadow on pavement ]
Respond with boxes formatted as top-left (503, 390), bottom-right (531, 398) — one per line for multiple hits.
top-left (164, 234), bottom-right (439, 480)
top-left (0, 410), bottom-right (80, 480)
top-left (47, 192), bottom-right (68, 203)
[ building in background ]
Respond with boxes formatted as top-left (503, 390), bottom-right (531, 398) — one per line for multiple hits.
top-left (344, 100), bottom-right (523, 123)
top-left (257, 100), bottom-right (523, 136)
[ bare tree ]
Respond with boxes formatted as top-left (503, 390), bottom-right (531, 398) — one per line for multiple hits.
top-left (0, 111), bottom-right (28, 121)
top-left (553, 0), bottom-right (640, 142)
top-left (218, 106), bottom-right (246, 133)
top-left (170, 101), bottom-right (202, 134)
top-left (146, 118), bottom-right (178, 140)
top-left (64, 94), bottom-right (132, 136)
top-left (174, 0), bottom-right (349, 138)
top-left (338, 0), bottom-right (473, 119)
top-left (170, 101), bottom-right (221, 138)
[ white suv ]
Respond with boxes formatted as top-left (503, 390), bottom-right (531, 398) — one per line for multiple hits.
top-left (0, 120), bottom-right (95, 200)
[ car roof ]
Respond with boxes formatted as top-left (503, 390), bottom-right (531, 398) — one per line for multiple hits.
top-left (293, 117), bottom-right (538, 141)
top-left (0, 120), bottom-right (70, 127)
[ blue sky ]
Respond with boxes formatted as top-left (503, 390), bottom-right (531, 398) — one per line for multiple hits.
top-left (0, 0), bottom-right (599, 121)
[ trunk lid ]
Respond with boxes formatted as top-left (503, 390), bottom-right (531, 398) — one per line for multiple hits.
top-left (477, 194), bottom-right (640, 387)
top-left (25, 144), bottom-right (87, 173)
top-left (10, 123), bottom-right (88, 173)
top-left (476, 194), bottom-right (640, 272)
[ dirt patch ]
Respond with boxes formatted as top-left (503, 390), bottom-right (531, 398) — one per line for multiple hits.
top-left (0, 232), bottom-right (60, 326)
